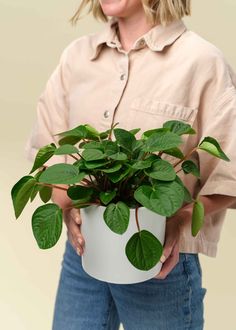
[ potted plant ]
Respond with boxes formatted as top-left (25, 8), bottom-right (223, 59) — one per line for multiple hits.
top-left (11, 120), bottom-right (230, 284)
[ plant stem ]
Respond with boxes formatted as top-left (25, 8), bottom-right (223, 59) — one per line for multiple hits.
top-left (68, 154), bottom-right (80, 161)
top-left (135, 206), bottom-right (141, 232)
top-left (134, 173), bottom-right (146, 188)
top-left (176, 168), bottom-right (183, 174)
top-left (35, 182), bottom-right (67, 191)
top-left (81, 180), bottom-right (102, 192)
top-left (173, 147), bottom-right (198, 168)
top-left (140, 151), bottom-right (148, 160)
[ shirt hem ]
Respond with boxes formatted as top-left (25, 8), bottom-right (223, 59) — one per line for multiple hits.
top-left (179, 237), bottom-right (217, 258)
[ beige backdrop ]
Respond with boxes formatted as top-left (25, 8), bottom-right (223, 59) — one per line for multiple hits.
top-left (1, 0), bottom-right (236, 329)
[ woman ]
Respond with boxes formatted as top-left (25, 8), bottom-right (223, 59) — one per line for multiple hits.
top-left (24, 0), bottom-right (236, 329)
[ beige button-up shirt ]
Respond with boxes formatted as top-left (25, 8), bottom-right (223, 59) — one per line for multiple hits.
top-left (24, 16), bottom-right (236, 257)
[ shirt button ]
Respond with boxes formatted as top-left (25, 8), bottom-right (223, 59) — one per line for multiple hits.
top-left (138, 39), bottom-right (145, 46)
top-left (120, 73), bottom-right (126, 80)
top-left (103, 110), bottom-right (110, 118)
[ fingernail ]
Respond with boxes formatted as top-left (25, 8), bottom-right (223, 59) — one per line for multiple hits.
top-left (76, 247), bottom-right (81, 256)
top-left (160, 254), bottom-right (166, 263)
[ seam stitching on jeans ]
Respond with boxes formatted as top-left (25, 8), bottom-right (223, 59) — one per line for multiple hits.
top-left (183, 257), bottom-right (192, 330)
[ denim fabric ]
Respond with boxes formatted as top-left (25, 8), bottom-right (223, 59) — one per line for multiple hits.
top-left (52, 238), bottom-right (207, 330)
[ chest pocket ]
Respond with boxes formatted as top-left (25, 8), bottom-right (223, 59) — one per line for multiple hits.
top-left (128, 97), bottom-right (199, 163)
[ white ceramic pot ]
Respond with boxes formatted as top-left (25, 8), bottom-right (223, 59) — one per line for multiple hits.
top-left (80, 205), bottom-right (166, 284)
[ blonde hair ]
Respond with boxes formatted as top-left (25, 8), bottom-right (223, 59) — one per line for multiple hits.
top-left (69, 0), bottom-right (191, 27)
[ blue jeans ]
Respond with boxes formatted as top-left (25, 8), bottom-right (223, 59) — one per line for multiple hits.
top-left (52, 238), bottom-right (207, 330)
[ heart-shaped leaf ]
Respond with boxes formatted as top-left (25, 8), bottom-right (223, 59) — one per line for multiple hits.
top-left (163, 120), bottom-right (196, 135)
top-left (82, 148), bottom-right (106, 161)
top-left (32, 203), bottom-right (63, 249)
top-left (39, 186), bottom-right (52, 203)
top-left (54, 144), bottom-right (79, 155)
top-left (142, 131), bottom-right (182, 152)
top-left (67, 185), bottom-right (93, 202)
top-left (144, 159), bottom-right (176, 181)
top-left (108, 152), bottom-right (127, 161)
top-left (38, 164), bottom-right (85, 184)
top-left (106, 165), bottom-right (131, 183)
top-left (162, 147), bottom-right (184, 159)
top-left (125, 229), bottom-right (163, 270)
top-left (99, 190), bottom-right (116, 205)
top-left (99, 163), bottom-right (122, 173)
top-left (113, 128), bottom-right (136, 152)
top-left (103, 201), bottom-right (130, 234)
top-left (134, 181), bottom-right (184, 216)
top-left (182, 160), bottom-right (200, 177)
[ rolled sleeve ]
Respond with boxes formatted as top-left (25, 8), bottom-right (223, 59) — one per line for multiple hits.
top-left (24, 45), bottom-right (72, 167)
top-left (197, 82), bottom-right (236, 209)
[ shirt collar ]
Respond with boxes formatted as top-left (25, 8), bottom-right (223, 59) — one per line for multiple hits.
top-left (89, 16), bottom-right (187, 61)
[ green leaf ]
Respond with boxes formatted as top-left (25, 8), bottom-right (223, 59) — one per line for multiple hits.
top-left (163, 120), bottom-right (196, 135)
top-left (125, 230), bottom-right (163, 271)
top-left (38, 164), bottom-right (85, 184)
top-left (82, 141), bottom-right (104, 150)
top-left (67, 185), bottom-right (93, 202)
top-left (129, 128), bottom-right (141, 135)
top-left (198, 136), bottom-right (230, 161)
top-left (133, 185), bottom-right (153, 210)
top-left (31, 203), bottom-right (63, 249)
top-left (11, 176), bottom-right (36, 219)
top-left (108, 152), bottom-right (127, 161)
top-left (141, 127), bottom-right (170, 140)
top-left (182, 160), bottom-right (200, 177)
top-left (99, 163), bottom-right (122, 173)
top-left (99, 130), bottom-right (109, 139)
top-left (144, 159), bottom-right (176, 181)
top-left (82, 148), bottom-right (106, 161)
top-left (58, 135), bottom-right (82, 146)
top-left (131, 158), bottom-right (154, 170)
top-left (54, 125), bottom-right (87, 138)
top-left (142, 131), bottom-right (182, 152)
top-left (54, 144), bottom-right (79, 155)
top-left (134, 181), bottom-right (184, 217)
top-left (191, 199), bottom-right (204, 237)
top-left (102, 140), bottom-right (118, 155)
top-left (30, 169), bottom-right (44, 202)
top-left (162, 147), bottom-right (184, 159)
top-left (39, 186), bottom-right (52, 203)
top-left (29, 143), bottom-right (56, 174)
top-left (113, 128), bottom-right (136, 152)
top-left (99, 190), bottom-right (116, 205)
top-left (84, 159), bottom-right (111, 169)
top-left (174, 175), bottom-right (194, 203)
top-left (103, 201), bottom-right (130, 234)
top-left (106, 165), bottom-right (131, 183)
top-left (84, 124), bottom-right (100, 138)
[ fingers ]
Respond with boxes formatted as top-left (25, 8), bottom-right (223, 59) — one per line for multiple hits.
top-left (154, 240), bottom-right (180, 280)
top-left (70, 208), bottom-right (82, 225)
top-left (64, 208), bottom-right (85, 256)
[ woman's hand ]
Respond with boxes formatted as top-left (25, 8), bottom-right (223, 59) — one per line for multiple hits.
top-left (153, 205), bottom-right (192, 280)
top-left (63, 207), bottom-right (85, 256)
top-left (153, 218), bottom-right (181, 280)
